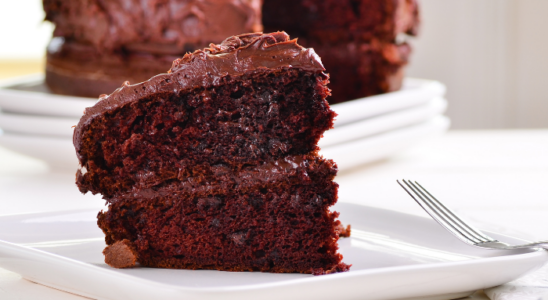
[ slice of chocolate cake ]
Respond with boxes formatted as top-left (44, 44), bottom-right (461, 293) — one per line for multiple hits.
top-left (74, 32), bottom-right (350, 274)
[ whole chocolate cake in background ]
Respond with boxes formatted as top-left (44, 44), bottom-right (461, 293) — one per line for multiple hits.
top-left (43, 0), bottom-right (263, 98)
top-left (74, 32), bottom-right (350, 274)
top-left (263, 0), bottom-right (420, 104)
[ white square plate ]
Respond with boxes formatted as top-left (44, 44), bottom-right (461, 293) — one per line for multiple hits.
top-left (0, 203), bottom-right (546, 300)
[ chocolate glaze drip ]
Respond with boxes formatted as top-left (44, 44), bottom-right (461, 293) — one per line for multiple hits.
top-left (43, 0), bottom-right (263, 53)
top-left (73, 32), bottom-right (326, 162)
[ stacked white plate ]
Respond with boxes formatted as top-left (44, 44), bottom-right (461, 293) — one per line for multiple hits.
top-left (0, 74), bottom-right (449, 170)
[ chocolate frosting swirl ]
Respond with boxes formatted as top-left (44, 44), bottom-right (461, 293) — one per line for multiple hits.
top-left (73, 32), bottom-right (326, 162)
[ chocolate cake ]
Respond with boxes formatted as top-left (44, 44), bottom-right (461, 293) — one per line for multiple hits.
top-left (263, 0), bottom-right (420, 104)
top-left (74, 32), bottom-right (350, 274)
top-left (307, 40), bottom-right (412, 103)
top-left (43, 0), bottom-right (263, 98)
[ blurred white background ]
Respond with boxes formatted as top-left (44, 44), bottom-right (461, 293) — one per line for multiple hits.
top-left (0, 0), bottom-right (52, 60)
top-left (0, 0), bottom-right (52, 79)
top-left (0, 0), bottom-right (547, 129)
top-left (407, 0), bottom-right (548, 129)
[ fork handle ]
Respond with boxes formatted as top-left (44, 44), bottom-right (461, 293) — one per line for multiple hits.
top-left (507, 241), bottom-right (548, 250)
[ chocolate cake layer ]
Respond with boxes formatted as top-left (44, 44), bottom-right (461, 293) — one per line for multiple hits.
top-left (263, 0), bottom-right (420, 43)
top-left (98, 154), bottom-right (345, 273)
top-left (75, 32), bottom-right (349, 274)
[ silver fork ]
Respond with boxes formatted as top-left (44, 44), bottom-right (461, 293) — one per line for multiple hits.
top-left (397, 179), bottom-right (548, 250)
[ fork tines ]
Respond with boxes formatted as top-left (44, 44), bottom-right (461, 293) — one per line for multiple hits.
top-left (397, 179), bottom-right (496, 245)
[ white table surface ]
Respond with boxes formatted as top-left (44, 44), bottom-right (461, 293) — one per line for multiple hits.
top-left (0, 130), bottom-right (547, 300)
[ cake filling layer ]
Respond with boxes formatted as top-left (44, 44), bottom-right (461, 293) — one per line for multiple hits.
top-left (100, 154), bottom-right (336, 201)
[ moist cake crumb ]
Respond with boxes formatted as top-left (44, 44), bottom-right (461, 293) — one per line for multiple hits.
top-left (103, 239), bottom-right (138, 268)
top-left (336, 223), bottom-right (352, 238)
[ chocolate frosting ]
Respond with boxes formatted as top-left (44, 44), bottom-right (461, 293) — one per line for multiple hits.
top-left (115, 154), bottom-right (334, 202)
top-left (73, 32), bottom-right (326, 163)
top-left (43, 0), bottom-right (263, 53)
